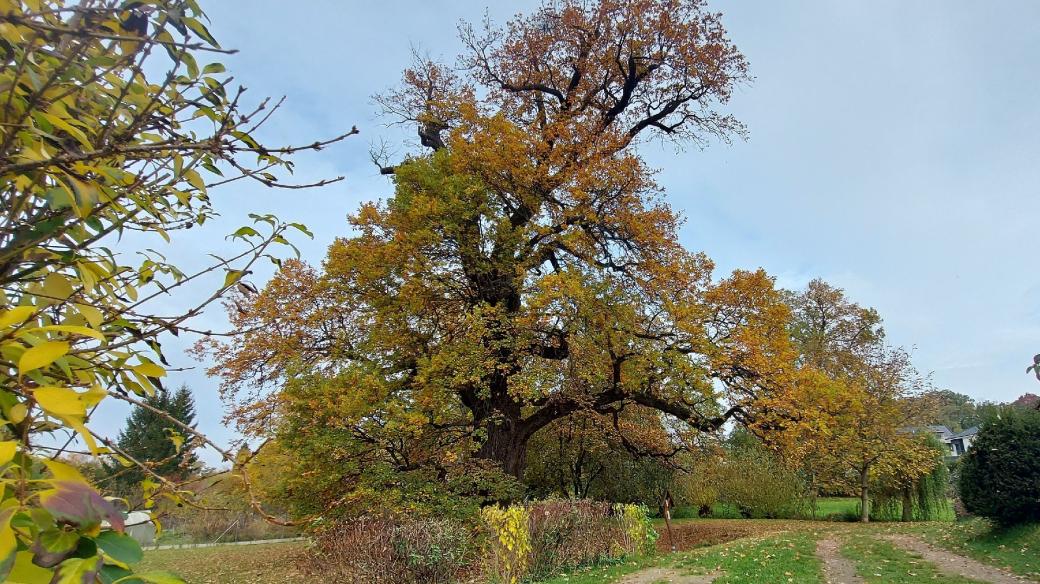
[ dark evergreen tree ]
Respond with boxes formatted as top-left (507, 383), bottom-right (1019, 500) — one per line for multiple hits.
top-left (958, 407), bottom-right (1040, 525)
top-left (102, 384), bottom-right (199, 499)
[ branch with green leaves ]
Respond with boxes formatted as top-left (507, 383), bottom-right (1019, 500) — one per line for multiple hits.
top-left (0, 0), bottom-right (353, 580)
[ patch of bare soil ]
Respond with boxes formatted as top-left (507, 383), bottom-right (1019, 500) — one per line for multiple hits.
top-left (616, 567), bottom-right (719, 584)
top-left (656, 521), bottom-right (777, 553)
top-left (885, 534), bottom-right (1029, 584)
top-left (816, 536), bottom-right (864, 584)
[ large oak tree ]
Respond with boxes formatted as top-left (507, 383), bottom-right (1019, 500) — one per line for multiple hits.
top-left (204, 0), bottom-right (796, 483)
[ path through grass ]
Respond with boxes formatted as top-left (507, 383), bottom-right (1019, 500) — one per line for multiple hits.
top-left (840, 533), bottom-right (984, 584)
top-left (905, 519), bottom-right (1040, 580)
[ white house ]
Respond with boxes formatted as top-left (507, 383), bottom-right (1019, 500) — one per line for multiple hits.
top-left (924, 425), bottom-right (979, 457)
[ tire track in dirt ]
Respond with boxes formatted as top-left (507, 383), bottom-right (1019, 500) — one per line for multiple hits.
top-left (816, 536), bottom-right (864, 584)
top-left (885, 534), bottom-right (1029, 583)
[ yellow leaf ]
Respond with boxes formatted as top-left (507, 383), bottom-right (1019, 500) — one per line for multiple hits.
top-left (80, 385), bottom-right (107, 408)
top-left (74, 304), bottom-right (103, 329)
top-left (7, 404), bottom-right (26, 424)
top-left (7, 550), bottom-right (53, 583)
top-left (39, 112), bottom-right (91, 149)
top-left (36, 325), bottom-right (105, 341)
top-left (34, 386), bottom-right (86, 420)
top-left (43, 459), bottom-right (86, 483)
top-left (0, 508), bottom-right (16, 581)
top-left (67, 176), bottom-right (99, 218)
top-left (133, 362), bottom-right (166, 378)
top-left (0, 442), bottom-right (15, 466)
top-left (167, 431), bottom-right (184, 453)
top-left (42, 272), bottom-right (74, 301)
top-left (184, 169), bottom-right (207, 193)
top-left (70, 420), bottom-right (100, 456)
top-left (0, 306), bottom-right (34, 330)
top-left (18, 341), bottom-right (69, 375)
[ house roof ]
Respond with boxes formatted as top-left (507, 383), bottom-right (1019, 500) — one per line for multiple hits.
top-left (950, 426), bottom-right (979, 439)
top-left (926, 424), bottom-right (953, 436)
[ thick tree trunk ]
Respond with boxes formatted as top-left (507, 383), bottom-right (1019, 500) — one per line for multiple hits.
top-left (859, 466), bottom-right (871, 523)
top-left (466, 368), bottom-right (531, 481)
top-left (475, 420), bottom-right (529, 480)
top-left (901, 484), bottom-right (914, 522)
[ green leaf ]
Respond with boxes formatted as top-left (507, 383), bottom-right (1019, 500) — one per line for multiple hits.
top-left (202, 62), bottom-right (225, 74)
top-left (30, 529), bottom-right (80, 568)
top-left (49, 555), bottom-right (103, 584)
top-left (230, 226), bottom-right (259, 239)
top-left (288, 222), bottom-right (313, 238)
top-left (96, 531), bottom-right (143, 565)
top-left (184, 17), bottom-right (218, 47)
top-left (99, 564), bottom-right (133, 584)
top-left (223, 269), bottom-right (244, 289)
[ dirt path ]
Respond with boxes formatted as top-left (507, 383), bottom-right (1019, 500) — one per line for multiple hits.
top-left (885, 534), bottom-right (1028, 583)
top-left (615, 567), bottom-right (718, 584)
top-left (816, 536), bottom-right (864, 584)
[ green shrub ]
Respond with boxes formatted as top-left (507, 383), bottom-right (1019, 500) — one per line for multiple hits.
top-left (614, 503), bottom-right (659, 555)
top-left (717, 447), bottom-right (808, 519)
top-left (958, 408), bottom-right (1040, 526)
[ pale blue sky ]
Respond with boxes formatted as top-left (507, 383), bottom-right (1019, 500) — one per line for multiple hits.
top-left (94, 1), bottom-right (1040, 466)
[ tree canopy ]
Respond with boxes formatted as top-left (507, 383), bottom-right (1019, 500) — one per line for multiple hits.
top-left (203, 1), bottom-right (797, 516)
top-left (754, 280), bottom-right (940, 522)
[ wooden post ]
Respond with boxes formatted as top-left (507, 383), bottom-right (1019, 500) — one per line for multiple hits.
top-left (663, 492), bottom-right (676, 552)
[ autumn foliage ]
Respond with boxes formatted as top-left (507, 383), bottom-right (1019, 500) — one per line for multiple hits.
top-left (201, 0), bottom-right (799, 516)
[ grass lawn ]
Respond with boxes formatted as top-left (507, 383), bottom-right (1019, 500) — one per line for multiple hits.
top-left (534, 556), bottom-right (655, 584)
top-left (811, 497), bottom-right (859, 519)
top-left (902, 518), bottom-right (1040, 580)
top-left (137, 542), bottom-right (308, 584)
top-left (668, 499), bottom-right (857, 520)
top-left (670, 497), bottom-right (956, 522)
top-left (840, 533), bottom-right (983, 584)
top-left (675, 530), bottom-right (823, 583)
top-left (537, 529), bottom-right (822, 584)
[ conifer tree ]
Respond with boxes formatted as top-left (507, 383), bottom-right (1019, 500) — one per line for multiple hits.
top-left (103, 385), bottom-right (199, 498)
